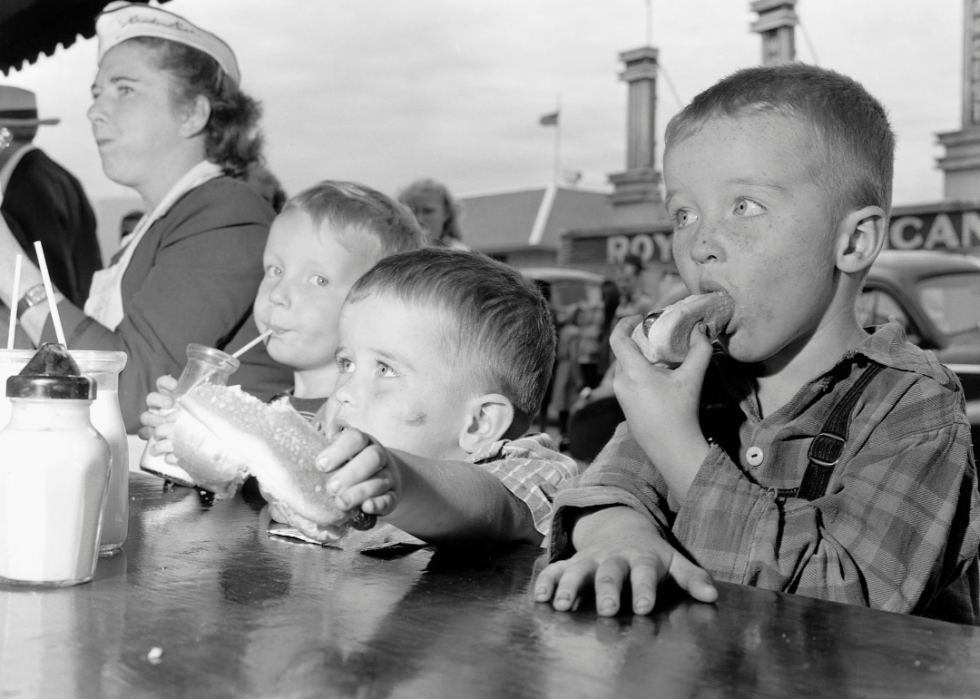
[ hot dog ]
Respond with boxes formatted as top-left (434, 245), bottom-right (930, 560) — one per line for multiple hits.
top-left (631, 292), bottom-right (734, 367)
top-left (173, 383), bottom-right (376, 539)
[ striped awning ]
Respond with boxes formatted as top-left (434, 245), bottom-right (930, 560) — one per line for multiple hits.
top-left (0, 0), bottom-right (169, 74)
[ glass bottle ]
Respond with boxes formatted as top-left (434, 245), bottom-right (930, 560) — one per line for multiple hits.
top-left (139, 344), bottom-right (240, 486)
top-left (0, 356), bottom-right (110, 586)
top-left (0, 349), bottom-right (36, 429)
top-left (71, 351), bottom-right (129, 555)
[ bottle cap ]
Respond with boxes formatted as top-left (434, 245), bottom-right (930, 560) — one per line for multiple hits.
top-left (6, 343), bottom-right (96, 400)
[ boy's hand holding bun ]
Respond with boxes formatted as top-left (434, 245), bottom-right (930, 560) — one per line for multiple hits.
top-left (611, 315), bottom-right (714, 501)
top-left (316, 418), bottom-right (402, 519)
top-left (137, 374), bottom-right (180, 461)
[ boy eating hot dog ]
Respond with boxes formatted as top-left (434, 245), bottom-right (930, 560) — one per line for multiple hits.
top-left (534, 64), bottom-right (980, 624)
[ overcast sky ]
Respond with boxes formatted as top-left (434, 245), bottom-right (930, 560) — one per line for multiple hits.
top-left (2, 0), bottom-right (964, 208)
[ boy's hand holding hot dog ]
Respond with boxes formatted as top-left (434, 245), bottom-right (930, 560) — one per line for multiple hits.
top-left (611, 315), bottom-right (714, 500)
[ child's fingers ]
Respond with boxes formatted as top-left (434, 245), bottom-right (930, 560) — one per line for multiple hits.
top-left (608, 315), bottom-right (644, 364)
top-left (149, 436), bottom-right (174, 456)
top-left (592, 556), bottom-right (630, 616)
top-left (668, 555), bottom-right (718, 604)
top-left (333, 470), bottom-right (393, 511)
top-left (360, 492), bottom-right (397, 517)
top-left (546, 557), bottom-right (599, 612)
top-left (315, 428), bottom-right (374, 472)
top-left (144, 391), bottom-right (175, 411)
top-left (155, 374), bottom-right (178, 392)
top-left (533, 559), bottom-right (572, 603)
top-left (675, 322), bottom-right (714, 380)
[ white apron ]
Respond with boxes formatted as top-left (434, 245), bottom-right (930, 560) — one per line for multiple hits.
top-left (84, 161), bottom-right (222, 330)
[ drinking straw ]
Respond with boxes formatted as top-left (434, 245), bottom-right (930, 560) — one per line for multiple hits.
top-left (7, 254), bottom-right (21, 350)
top-left (231, 329), bottom-right (273, 359)
top-left (33, 241), bottom-right (67, 346)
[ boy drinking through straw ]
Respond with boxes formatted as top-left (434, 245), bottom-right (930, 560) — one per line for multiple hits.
top-left (140, 180), bottom-right (423, 460)
top-left (534, 64), bottom-right (980, 624)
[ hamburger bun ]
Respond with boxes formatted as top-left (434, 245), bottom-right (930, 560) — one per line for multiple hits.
top-left (174, 384), bottom-right (376, 540)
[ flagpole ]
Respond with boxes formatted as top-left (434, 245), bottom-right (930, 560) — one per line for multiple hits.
top-left (553, 95), bottom-right (561, 185)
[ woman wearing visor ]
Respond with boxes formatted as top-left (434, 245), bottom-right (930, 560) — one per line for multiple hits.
top-left (0, 1), bottom-right (291, 432)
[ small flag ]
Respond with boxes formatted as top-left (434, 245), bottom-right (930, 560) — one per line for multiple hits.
top-left (539, 110), bottom-right (559, 127)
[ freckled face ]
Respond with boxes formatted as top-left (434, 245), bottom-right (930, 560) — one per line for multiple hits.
top-left (665, 113), bottom-right (840, 367)
top-left (329, 296), bottom-right (475, 459)
top-left (253, 210), bottom-right (380, 373)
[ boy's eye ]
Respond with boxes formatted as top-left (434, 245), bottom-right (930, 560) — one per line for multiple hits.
top-left (377, 362), bottom-right (398, 378)
top-left (310, 275), bottom-right (328, 287)
top-left (336, 357), bottom-right (354, 373)
top-left (672, 208), bottom-right (699, 229)
top-left (733, 199), bottom-right (764, 217)
top-left (265, 264), bottom-right (282, 278)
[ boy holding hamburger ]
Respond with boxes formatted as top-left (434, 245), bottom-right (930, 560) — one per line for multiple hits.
top-left (534, 64), bottom-right (980, 624)
top-left (272, 247), bottom-right (576, 545)
top-left (143, 220), bottom-right (576, 545)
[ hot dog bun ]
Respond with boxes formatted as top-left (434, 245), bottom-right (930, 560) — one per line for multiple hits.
top-left (631, 292), bottom-right (734, 367)
top-left (174, 384), bottom-right (375, 539)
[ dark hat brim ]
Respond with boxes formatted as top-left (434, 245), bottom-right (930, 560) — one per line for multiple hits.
top-left (0, 117), bottom-right (60, 127)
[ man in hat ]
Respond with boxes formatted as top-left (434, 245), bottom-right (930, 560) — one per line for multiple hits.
top-left (0, 85), bottom-right (101, 307)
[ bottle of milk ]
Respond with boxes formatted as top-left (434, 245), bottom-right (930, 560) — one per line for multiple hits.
top-left (0, 344), bottom-right (110, 586)
top-left (139, 343), bottom-right (240, 486)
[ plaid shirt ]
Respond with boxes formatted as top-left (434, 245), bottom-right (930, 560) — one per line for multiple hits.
top-left (550, 323), bottom-right (980, 624)
top-left (471, 433), bottom-right (578, 544)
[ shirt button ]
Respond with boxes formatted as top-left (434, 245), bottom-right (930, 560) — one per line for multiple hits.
top-left (746, 446), bottom-right (764, 466)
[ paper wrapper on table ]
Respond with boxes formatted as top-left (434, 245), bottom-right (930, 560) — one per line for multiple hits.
top-left (268, 522), bottom-right (427, 553)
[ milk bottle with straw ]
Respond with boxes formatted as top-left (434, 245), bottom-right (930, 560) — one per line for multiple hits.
top-left (0, 344), bottom-right (110, 586)
top-left (4, 244), bottom-right (131, 554)
top-left (139, 330), bottom-right (270, 485)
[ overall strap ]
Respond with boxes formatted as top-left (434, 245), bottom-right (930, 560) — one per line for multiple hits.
top-left (780, 361), bottom-right (886, 502)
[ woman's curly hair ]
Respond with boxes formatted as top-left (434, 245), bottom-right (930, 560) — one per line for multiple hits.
top-left (130, 37), bottom-right (263, 178)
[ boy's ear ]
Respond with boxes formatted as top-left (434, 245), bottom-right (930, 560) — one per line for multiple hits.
top-left (835, 205), bottom-right (887, 274)
top-left (458, 394), bottom-right (514, 454)
top-left (178, 94), bottom-right (212, 139)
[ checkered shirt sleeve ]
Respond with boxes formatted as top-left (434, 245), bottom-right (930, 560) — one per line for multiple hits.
top-left (550, 325), bottom-right (980, 618)
top-left (469, 434), bottom-right (578, 543)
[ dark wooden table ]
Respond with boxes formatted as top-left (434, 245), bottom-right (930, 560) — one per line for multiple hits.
top-left (2, 473), bottom-right (980, 699)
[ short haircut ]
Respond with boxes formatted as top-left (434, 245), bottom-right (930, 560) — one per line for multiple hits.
top-left (664, 64), bottom-right (895, 226)
top-left (346, 248), bottom-right (556, 435)
top-left (282, 181), bottom-right (425, 259)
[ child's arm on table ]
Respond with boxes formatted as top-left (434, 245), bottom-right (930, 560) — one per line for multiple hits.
top-left (311, 428), bottom-right (542, 546)
top-left (137, 374), bottom-right (180, 462)
top-left (533, 419), bottom-right (718, 617)
top-left (534, 504), bottom-right (717, 615)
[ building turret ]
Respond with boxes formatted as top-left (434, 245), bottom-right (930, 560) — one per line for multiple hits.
top-left (608, 46), bottom-right (667, 226)
top-left (750, 0), bottom-right (798, 65)
top-left (936, 0), bottom-right (980, 201)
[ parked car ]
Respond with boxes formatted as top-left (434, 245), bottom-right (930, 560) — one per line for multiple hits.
top-left (859, 249), bottom-right (980, 453)
top-left (519, 267), bottom-right (605, 310)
